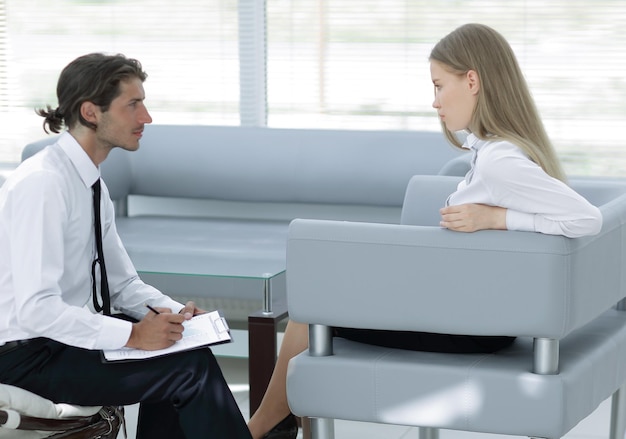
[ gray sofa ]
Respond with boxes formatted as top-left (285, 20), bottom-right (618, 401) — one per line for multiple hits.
top-left (22, 124), bottom-right (469, 414)
top-left (23, 124), bottom-right (469, 318)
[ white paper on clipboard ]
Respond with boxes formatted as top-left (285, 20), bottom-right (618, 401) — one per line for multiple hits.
top-left (102, 310), bottom-right (231, 362)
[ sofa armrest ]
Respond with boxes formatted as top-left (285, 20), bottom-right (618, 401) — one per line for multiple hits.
top-left (287, 196), bottom-right (626, 339)
top-left (22, 136), bottom-right (132, 206)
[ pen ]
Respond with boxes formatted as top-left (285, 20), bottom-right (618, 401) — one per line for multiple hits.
top-left (145, 304), bottom-right (161, 315)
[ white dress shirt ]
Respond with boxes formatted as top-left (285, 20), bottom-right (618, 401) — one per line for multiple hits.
top-left (0, 132), bottom-right (183, 350)
top-left (447, 134), bottom-right (602, 238)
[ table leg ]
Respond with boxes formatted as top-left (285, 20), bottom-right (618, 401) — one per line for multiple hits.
top-left (248, 299), bottom-right (288, 416)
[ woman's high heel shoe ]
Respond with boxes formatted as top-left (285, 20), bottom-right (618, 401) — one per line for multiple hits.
top-left (262, 413), bottom-right (298, 439)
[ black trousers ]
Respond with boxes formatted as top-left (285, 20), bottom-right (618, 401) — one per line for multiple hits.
top-left (0, 338), bottom-right (252, 439)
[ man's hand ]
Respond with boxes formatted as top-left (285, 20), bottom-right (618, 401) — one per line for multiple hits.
top-left (178, 301), bottom-right (207, 320)
top-left (439, 203), bottom-right (507, 232)
top-left (126, 307), bottom-right (185, 350)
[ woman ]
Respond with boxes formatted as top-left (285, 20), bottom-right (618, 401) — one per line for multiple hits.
top-left (247, 23), bottom-right (602, 439)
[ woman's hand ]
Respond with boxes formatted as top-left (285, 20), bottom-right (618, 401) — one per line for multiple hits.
top-left (439, 203), bottom-right (507, 232)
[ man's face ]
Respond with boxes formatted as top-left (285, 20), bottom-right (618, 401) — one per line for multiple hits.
top-left (95, 77), bottom-right (152, 152)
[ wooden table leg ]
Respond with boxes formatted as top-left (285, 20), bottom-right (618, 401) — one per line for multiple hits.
top-left (248, 299), bottom-right (288, 416)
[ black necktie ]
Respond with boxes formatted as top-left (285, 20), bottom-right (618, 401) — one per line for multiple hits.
top-left (92, 179), bottom-right (111, 315)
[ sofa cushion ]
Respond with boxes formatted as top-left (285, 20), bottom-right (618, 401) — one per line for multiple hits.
top-left (121, 125), bottom-right (466, 207)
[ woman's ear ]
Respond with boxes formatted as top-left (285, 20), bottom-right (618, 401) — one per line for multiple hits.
top-left (466, 70), bottom-right (480, 95)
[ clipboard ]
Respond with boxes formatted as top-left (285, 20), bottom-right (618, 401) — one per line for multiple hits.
top-left (101, 310), bottom-right (232, 362)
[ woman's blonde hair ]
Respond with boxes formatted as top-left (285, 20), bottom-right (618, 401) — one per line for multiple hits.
top-left (429, 23), bottom-right (566, 182)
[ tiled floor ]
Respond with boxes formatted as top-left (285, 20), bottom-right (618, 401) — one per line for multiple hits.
top-left (120, 355), bottom-right (615, 439)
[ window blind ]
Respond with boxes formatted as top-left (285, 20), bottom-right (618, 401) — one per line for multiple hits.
top-left (2, 1), bottom-right (625, 177)
top-left (239, 0), bottom-right (267, 126)
top-left (0, 0), bottom-right (240, 163)
top-left (0, 0), bottom-right (6, 110)
top-left (266, 0), bottom-right (626, 177)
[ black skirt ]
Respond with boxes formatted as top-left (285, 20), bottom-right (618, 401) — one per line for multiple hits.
top-left (334, 327), bottom-right (515, 354)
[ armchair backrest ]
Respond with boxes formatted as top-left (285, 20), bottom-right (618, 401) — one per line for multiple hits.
top-left (400, 174), bottom-right (626, 225)
top-left (400, 175), bottom-right (461, 226)
top-left (569, 177), bottom-right (626, 206)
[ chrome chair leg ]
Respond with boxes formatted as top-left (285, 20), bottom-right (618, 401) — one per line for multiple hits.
top-left (310, 417), bottom-right (334, 439)
top-left (418, 426), bottom-right (439, 439)
top-left (610, 385), bottom-right (626, 439)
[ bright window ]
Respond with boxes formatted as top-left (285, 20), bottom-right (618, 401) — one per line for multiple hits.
top-left (0, 0), bottom-right (239, 163)
top-left (266, 0), bottom-right (626, 176)
top-left (1, 1), bottom-right (626, 178)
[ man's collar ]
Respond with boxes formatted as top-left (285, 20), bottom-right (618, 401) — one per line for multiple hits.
top-left (57, 131), bottom-right (100, 188)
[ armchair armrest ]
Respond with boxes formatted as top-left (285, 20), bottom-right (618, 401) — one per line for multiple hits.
top-left (287, 190), bottom-right (626, 340)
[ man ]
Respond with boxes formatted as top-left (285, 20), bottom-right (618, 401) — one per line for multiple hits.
top-left (0, 53), bottom-right (252, 438)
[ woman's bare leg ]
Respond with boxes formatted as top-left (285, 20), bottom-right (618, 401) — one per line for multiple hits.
top-left (248, 320), bottom-right (308, 439)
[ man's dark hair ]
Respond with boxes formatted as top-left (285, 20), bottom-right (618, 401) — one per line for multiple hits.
top-left (36, 53), bottom-right (148, 133)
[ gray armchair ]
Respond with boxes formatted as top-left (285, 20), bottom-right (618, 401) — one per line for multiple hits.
top-left (285, 175), bottom-right (626, 439)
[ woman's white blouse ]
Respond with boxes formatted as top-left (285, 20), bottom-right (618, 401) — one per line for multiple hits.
top-left (446, 134), bottom-right (602, 238)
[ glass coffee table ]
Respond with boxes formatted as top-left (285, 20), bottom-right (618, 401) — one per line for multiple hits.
top-left (134, 260), bottom-right (288, 416)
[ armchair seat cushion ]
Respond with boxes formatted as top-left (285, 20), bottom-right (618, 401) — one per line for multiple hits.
top-left (287, 308), bottom-right (626, 438)
top-left (0, 383), bottom-right (102, 438)
top-left (0, 384), bottom-right (100, 421)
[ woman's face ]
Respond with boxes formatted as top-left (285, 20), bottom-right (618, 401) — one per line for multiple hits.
top-left (430, 60), bottom-right (479, 132)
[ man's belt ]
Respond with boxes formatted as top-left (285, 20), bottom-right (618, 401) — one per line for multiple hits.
top-left (0, 339), bottom-right (40, 355)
